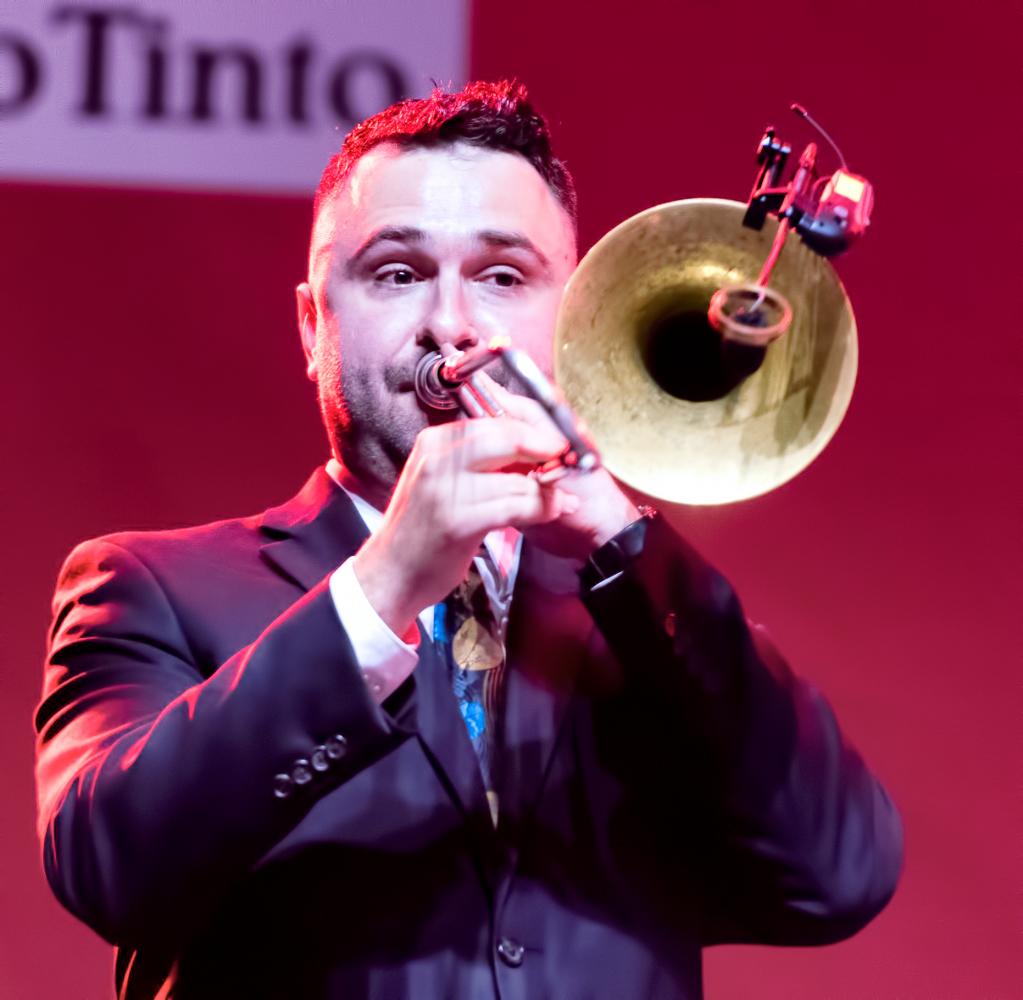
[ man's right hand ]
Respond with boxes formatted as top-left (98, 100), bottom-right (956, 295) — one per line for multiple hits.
top-left (351, 416), bottom-right (577, 640)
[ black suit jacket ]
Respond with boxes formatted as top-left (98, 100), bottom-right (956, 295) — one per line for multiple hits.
top-left (35, 468), bottom-right (902, 999)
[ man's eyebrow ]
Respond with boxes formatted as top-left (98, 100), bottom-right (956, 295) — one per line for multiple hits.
top-left (345, 226), bottom-right (427, 273)
top-left (477, 229), bottom-right (551, 270)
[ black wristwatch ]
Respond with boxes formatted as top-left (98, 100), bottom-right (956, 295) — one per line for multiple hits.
top-left (579, 505), bottom-right (657, 591)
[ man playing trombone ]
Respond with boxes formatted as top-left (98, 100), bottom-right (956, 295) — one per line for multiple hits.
top-left (35, 80), bottom-right (903, 999)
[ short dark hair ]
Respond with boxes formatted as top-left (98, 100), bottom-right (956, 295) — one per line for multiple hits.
top-left (313, 80), bottom-right (577, 231)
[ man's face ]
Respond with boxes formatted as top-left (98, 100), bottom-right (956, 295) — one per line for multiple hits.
top-left (301, 141), bottom-right (577, 494)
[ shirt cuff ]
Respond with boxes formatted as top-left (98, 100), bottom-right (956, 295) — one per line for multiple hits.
top-left (329, 556), bottom-right (420, 704)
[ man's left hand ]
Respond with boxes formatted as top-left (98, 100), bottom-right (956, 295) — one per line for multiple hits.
top-left (478, 375), bottom-right (640, 561)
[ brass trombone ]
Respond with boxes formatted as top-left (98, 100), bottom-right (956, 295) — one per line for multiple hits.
top-left (416, 110), bottom-right (870, 505)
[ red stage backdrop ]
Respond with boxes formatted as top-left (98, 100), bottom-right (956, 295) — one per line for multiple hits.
top-left (2, 1), bottom-right (1018, 997)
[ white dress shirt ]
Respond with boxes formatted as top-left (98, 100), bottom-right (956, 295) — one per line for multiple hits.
top-left (325, 459), bottom-right (522, 704)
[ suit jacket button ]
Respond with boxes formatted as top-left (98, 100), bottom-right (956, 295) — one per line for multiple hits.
top-left (496, 937), bottom-right (524, 968)
top-left (311, 745), bottom-right (330, 772)
top-left (325, 734), bottom-right (348, 760)
top-left (291, 758), bottom-right (313, 785)
top-left (272, 773), bottom-right (294, 799)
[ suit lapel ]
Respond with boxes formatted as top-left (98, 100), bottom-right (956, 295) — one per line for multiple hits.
top-left (258, 467), bottom-right (370, 591)
top-left (498, 543), bottom-right (592, 835)
top-left (413, 542), bottom-right (594, 855)
top-left (258, 467), bottom-right (493, 830)
top-left (408, 621), bottom-right (495, 837)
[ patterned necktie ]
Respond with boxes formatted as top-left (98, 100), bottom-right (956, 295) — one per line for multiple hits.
top-left (434, 559), bottom-right (506, 826)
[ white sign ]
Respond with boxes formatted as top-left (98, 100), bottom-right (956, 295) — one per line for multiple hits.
top-left (0, 0), bottom-right (469, 193)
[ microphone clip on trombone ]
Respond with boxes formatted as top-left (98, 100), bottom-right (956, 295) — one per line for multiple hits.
top-left (414, 336), bottom-right (601, 481)
top-left (709, 104), bottom-right (874, 347)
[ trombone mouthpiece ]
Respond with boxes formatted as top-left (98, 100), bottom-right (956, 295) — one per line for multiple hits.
top-left (413, 351), bottom-right (460, 411)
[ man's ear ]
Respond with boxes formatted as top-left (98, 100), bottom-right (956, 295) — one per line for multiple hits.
top-left (296, 282), bottom-right (318, 381)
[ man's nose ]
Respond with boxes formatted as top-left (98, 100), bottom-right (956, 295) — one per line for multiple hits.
top-left (419, 276), bottom-right (478, 352)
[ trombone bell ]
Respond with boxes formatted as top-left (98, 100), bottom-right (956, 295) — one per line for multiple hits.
top-left (554, 198), bottom-right (857, 505)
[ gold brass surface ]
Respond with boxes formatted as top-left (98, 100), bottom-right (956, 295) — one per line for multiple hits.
top-left (554, 199), bottom-right (858, 504)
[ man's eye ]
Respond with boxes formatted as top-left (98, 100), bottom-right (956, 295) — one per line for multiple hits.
top-left (376, 268), bottom-right (419, 286)
top-left (481, 270), bottom-right (523, 288)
